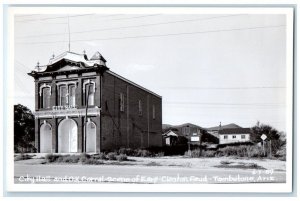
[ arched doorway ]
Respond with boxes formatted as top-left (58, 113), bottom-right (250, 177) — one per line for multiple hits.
top-left (40, 122), bottom-right (52, 153)
top-left (86, 121), bottom-right (96, 153)
top-left (58, 118), bottom-right (78, 153)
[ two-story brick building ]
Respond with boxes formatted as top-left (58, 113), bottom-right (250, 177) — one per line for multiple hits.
top-left (28, 51), bottom-right (162, 153)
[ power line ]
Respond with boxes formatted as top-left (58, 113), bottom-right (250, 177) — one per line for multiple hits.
top-left (15, 14), bottom-right (94, 22)
top-left (164, 102), bottom-right (285, 106)
top-left (110, 14), bottom-right (161, 21)
top-left (17, 14), bottom-right (245, 39)
top-left (16, 24), bottom-right (286, 45)
top-left (160, 86), bottom-right (286, 90)
top-left (15, 14), bottom-right (156, 23)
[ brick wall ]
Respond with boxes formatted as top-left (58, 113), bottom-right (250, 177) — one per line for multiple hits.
top-left (101, 72), bottom-right (162, 151)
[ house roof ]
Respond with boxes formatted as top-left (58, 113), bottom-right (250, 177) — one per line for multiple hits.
top-left (219, 128), bottom-right (251, 135)
top-left (162, 130), bottom-right (179, 137)
top-left (28, 50), bottom-right (162, 98)
top-left (31, 51), bottom-right (107, 73)
top-left (207, 123), bottom-right (242, 130)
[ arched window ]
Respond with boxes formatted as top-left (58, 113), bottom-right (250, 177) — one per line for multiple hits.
top-left (68, 84), bottom-right (76, 107)
top-left (59, 85), bottom-right (67, 106)
top-left (40, 122), bottom-right (52, 153)
top-left (83, 80), bottom-right (95, 106)
top-left (42, 88), bottom-right (51, 109)
top-left (39, 84), bottom-right (51, 109)
top-left (85, 120), bottom-right (96, 153)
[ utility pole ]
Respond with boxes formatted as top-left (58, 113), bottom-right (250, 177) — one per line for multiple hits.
top-left (269, 140), bottom-right (272, 157)
top-left (84, 80), bottom-right (91, 153)
top-left (67, 15), bottom-right (71, 52)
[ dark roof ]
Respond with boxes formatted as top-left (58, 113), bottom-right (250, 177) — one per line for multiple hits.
top-left (219, 128), bottom-right (251, 135)
top-left (207, 123), bottom-right (242, 130)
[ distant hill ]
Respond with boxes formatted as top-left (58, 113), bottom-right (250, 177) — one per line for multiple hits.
top-left (162, 123), bottom-right (204, 132)
top-left (207, 123), bottom-right (242, 130)
top-left (162, 124), bottom-right (173, 130)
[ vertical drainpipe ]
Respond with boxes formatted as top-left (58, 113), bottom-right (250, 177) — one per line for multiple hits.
top-left (126, 85), bottom-right (129, 147)
top-left (99, 74), bottom-right (102, 152)
top-left (147, 95), bottom-right (150, 147)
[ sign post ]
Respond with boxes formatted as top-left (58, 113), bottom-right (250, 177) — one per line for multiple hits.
top-left (260, 134), bottom-right (267, 156)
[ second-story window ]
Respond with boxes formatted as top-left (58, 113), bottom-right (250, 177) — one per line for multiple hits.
top-left (120, 93), bottom-right (124, 112)
top-left (138, 100), bottom-right (142, 116)
top-left (58, 84), bottom-right (76, 107)
top-left (152, 105), bottom-right (155, 119)
top-left (183, 127), bottom-right (190, 135)
top-left (83, 81), bottom-right (95, 106)
top-left (59, 85), bottom-right (68, 106)
top-left (69, 85), bottom-right (76, 107)
top-left (39, 84), bottom-right (51, 109)
top-left (42, 87), bottom-right (51, 109)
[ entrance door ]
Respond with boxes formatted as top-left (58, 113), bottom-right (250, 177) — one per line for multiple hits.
top-left (40, 123), bottom-right (52, 153)
top-left (58, 119), bottom-right (78, 153)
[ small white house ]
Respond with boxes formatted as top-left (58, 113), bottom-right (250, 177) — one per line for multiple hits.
top-left (219, 128), bottom-right (251, 144)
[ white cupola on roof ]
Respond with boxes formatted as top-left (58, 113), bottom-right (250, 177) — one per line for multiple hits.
top-left (90, 51), bottom-right (107, 66)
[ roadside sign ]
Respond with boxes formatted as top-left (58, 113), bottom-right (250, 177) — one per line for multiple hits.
top-left (191, 136), bottom-right (200, 142)
top-left (261, 134), bottom-right (267, 141)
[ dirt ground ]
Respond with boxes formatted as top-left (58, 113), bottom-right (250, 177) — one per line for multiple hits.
top-left (15, 154), bottom-right (286, 171)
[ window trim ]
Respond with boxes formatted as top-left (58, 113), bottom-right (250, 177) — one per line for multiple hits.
top-left (56, 81), bottom-right (78, 106)
top-left (39, 83), bottom-right (52, 96)
top-left (41, 87), bottom-right (51, 109)
top-left (83, 80), bottom-right (96, 106)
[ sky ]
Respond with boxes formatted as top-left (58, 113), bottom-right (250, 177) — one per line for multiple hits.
top-left (13, 12), bottom-right (288, 131)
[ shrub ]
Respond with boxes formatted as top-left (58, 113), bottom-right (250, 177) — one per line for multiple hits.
top-left (146, 161), bottom-right (161, 166)
top-left (79, 153), bottom-right (90, 163)
top-left (156, 152), bottom-right (165, 157)
top-left (118, 148), bottom-right (127, 155)
top-left (82, 158), bottom-right (104, 165)
top-left (93, 153), bottom-right (107, 160)
top-left (14, 154), bottom-right (33, 161)
top-left (136, 149), bottom-right (151, 157)
top-left (116, 154), bottom-right (128, 161)
top-left (62, 155), bottom-right (80, 163)
top-left (220, 160), bottom-right (233, 165)
top-left (191, 149), bottom-right (201, 158)
top-left (45, 154), bottom-right (59, 163)
top-left (107, 152), bottom-right (117, 160)
top-left (118, 148), bottom-right (136, 156)
top-left (184, 149), bottom-right (201, 158)
top-left (217, 145), bottom-right (265, 158)
top-left (202, 150), bottom-right (216, 157)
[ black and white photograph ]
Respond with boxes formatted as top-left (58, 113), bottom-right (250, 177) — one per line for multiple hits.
top-left (3, 4), bottom-right (295, 194)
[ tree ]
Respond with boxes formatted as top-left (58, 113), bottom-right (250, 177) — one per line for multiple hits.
top-left (251, 121), bottom-right (286, 157)
top-left (14, 104), bottom-right (35, 153)
top-left (250, 121), bottom-right (281, 143)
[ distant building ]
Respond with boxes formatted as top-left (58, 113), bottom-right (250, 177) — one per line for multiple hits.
top-left (162, 123), bottom-right (208, 146)
top-left (207, 123), bottom-right (242, 138)
top-left (162, 130), bottom-right (178, 146)
top-left (28, 51), bottom-right (162, 153)
top-left (218, 128), bottom-right (251, 144)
